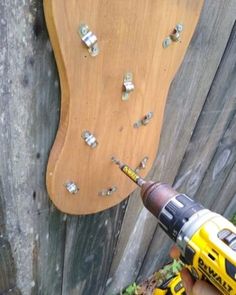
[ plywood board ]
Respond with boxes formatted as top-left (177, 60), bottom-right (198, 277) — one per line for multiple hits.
top-left (44, 0), bottom-right (203, 214)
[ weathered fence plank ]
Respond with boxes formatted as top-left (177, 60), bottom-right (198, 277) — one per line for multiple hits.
top-left (106, 1), bottom-right (236, 292)
top-left (197, 109), bottom-right (236, 209)
top-left (0, 1), bottom-right (66, 294)
top-left (214, 162), bottom-right (236, 216)
top-left (61, 203), bottom-right (127, 295)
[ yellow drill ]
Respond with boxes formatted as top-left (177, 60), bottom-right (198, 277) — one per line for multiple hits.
top-left (153, 273), bottom-right (185, 295)
top-left (112, 158), bottom-right (236, 295)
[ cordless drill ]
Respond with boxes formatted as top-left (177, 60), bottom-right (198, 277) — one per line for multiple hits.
top-left (112, 158), bottom-right (236, 295)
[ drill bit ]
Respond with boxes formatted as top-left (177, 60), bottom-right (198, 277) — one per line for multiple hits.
top-left (111, 156), bottom-right (146, 187)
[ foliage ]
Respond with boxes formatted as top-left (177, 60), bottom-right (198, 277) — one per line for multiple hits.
top-left (121, 283), bottom-right (139, 295)
top-left (119, 259), bottom-right (184, 295)
top-left (230, 213), bottom-right (236, 226)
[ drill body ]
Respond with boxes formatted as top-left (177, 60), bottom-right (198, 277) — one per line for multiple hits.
top-left (113, 160), bottom-right (236, 294)
top-left (142, 182), bottom-right (236, 295)
top-left (153, 273), bottom-right (185, 295)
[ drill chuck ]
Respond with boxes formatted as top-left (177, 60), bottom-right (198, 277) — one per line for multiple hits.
top-left (141, 182), bottom-right (204, 241)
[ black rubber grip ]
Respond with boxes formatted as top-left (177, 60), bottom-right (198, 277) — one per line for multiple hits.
top-left (159, 194), bottom-right (204, 241)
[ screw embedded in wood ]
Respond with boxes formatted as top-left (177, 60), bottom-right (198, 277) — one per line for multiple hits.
top-left (163, 24), bottom-right (184, 48)
top-left (163, 37), bottom-right (172, 48)
top-left (122, 72), bottom-right (134, 101)
top-left (175, 23), bottom-right (184, 33)
top-left (99, 186), bottom-right (117, 197)
top-left (111, 156), bottom-right (121, 166)
top-left (82, 130), bottom-right (98, 148)
top-left (80, 24), bottom-right (89, 36)
top-left (78, 24), bottom-right (99, 57)
top-left (65, 182), bottom-right (79, 194)
top-left (135, 156), bottom-right (149, 173)
top-left (134, 112), bottom-right (154, 128)
top-left (142, 112), bottom-right (153, 125)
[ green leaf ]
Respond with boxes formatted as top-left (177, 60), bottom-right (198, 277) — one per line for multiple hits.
top-left (230, 213), bottom-right (236, 226)
top-left (122, 283), bottom-right (138, 295)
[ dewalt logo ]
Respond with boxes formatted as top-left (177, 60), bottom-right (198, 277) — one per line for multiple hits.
top-left (198, 258), bottom-right (233, 294)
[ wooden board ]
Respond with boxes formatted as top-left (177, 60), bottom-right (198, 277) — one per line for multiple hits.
top-left (44, 0), bottom-right (204, 214)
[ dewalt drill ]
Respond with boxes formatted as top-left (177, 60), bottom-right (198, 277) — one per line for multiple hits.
top-left (153, 272), bottom-right (185, 295)
top-left (112, 158), bottom-right (236, 295)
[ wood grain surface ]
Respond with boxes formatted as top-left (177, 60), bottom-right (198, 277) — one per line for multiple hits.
top-left (44, 0), bottom-right (203, 214)
top-left (0, 1), bottom-right (236, 295)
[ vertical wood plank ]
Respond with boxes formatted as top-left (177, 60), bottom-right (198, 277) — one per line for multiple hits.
top-left (0, 1), bottom-right (66, 294)
top-left (61, 202), bottom-right (127, 295)
top-left (213, 162), bottom-right (236, 216)
top-left (196, 110), bottom-right (236, 210)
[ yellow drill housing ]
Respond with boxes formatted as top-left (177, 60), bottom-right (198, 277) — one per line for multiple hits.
top-left (186, 214), bottom-right (236, 295)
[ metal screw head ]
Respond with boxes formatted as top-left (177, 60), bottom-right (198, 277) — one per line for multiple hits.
top-left (89, 43), bottom-right (100, 57)
top-left (81, 130), bottom-right (90, 139)
top-left (134, 112), bottom-right (153, 128)
top-left (170, 32), bottom-right (180, 42)
top-left (107, 187), bottom-right (117, 196)
top-left (133, 121), bottom-right (141, 128)
top-left (163, 37), bottom-right (172, 48)
top-left (125, 72), bottom-right (133, 81)
top-left (135, 156), bottom-right (149, 172)
top-left (163, 24), bottom-right (184, 47)
top-left (79, 24), bottom-right (89, 37)
top-left (140, 156), bottom-right (149, 169)
top-left (81, 130), bottom-right (98, 148)
top-left (65, 182), bottom-right (79, 194)
top-left (142, 112), bottom-right (153, 125)
top-left (175, 23), bottom-right (184, 33)
top-left (122, 72), bottom-right (134, 101)
top-left (99, 186), bottom-right (117, 197)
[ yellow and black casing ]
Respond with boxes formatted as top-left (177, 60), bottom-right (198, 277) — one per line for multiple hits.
top-left (153, 273), bottom-right (185, 295)
top-left (184, 214), bottom-right (236, 295)
top-left (153, 191), bottom-right (236, 295)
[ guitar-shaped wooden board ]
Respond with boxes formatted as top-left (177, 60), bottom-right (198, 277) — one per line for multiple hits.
top-left (44, 0), bottom-right (204, 215)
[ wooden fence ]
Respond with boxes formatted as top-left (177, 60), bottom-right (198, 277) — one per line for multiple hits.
top-left (0, 1), bottom-right (236, 294)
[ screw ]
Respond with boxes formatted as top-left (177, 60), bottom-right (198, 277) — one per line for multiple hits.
top-left (122, 72), bottom-right (134, 101)
top-left (79, 24), bottom-right (89, 36)
top-left (82, 131), bottom-right (90, 139)
top-left (142, 112), bottom-right (153, 125)
top-left (133, 121), bottom-right (141, 128)
top-left (140, 156), bottom-right (149, 169)
top-left (65, 182), bottom-right (79, 194)
top-left (175, 23), bottom-right (184, 33)
top-left (163, 37), bottom-right (172, 48)
top-left (98, 186), bottom-right (117, 196)
top-left (107, 187), bottom-right (117, 196)
top-left (81, 130), bottom-right (98, 148)
top-left (90, 44), bottom-right (99, 56)
top-left (135, 156), bottom-right (149, 172)
top-left (170, 32), bottom-right (181, 42)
